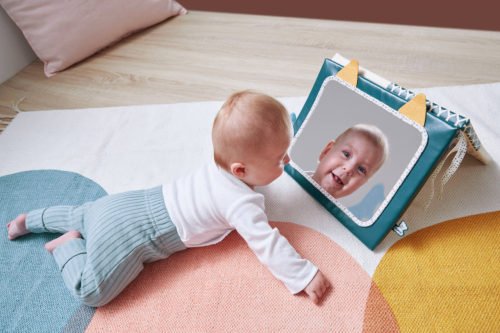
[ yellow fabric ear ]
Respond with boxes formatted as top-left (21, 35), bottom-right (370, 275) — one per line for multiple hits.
top-left (398, 93), bottom-right (427, 127)
top-left (336, 60), bottom-right (359, 87)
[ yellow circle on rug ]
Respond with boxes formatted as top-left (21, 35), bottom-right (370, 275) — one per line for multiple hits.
top-left (373, 211), bottom-right (500, 331)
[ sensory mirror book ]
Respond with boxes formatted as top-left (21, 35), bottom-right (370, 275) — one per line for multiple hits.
top-left (285, 54), bottom-right (489, 250)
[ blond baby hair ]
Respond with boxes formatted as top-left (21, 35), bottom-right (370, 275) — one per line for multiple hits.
top-left (336, 124), bottom-right (389, 168)
top-left (212, 90), bottom-right (292, 171)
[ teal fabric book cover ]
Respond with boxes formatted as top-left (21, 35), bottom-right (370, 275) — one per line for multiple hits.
top-left (285, 57), bottom-right (480, 250)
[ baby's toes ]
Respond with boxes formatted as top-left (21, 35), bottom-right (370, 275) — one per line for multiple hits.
top-left (7, 222), bottom-right (11, 228)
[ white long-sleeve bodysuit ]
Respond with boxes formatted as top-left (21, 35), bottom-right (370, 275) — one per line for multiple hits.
top-left (162, 161), bottom-right (318, 294)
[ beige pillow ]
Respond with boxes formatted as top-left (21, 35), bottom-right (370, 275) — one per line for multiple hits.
top-left (0, 0), bottom-right (187, 77)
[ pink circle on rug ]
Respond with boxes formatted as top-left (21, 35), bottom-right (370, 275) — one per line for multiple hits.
top-left (86, 222), bottom-right (389, 331)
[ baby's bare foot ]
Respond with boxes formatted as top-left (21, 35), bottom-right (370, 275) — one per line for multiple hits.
top-left (7, 214), bottom-right (30, 240)
top-left (45, 230), bottom-right (82, 255)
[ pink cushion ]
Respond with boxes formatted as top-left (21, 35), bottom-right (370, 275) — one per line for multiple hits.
top-left (0, 0), bottom-right (187, 77)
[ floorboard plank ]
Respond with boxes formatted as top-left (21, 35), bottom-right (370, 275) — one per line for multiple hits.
top-left (0, 11), bottom-right (499, 114)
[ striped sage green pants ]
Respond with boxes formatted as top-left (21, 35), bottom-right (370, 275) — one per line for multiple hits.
top-left (25, 186), bottom-right (186, 307)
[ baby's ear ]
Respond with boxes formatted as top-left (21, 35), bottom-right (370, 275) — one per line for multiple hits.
top-left (230, 162), bottom-right (247, 179)
top-left (319, 141), bottom-right (335, 161)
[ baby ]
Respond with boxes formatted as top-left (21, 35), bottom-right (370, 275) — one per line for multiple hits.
top-left (311, 124), bottom-right (388, 199)
top-left (7, 90), bottom-right (329, 307)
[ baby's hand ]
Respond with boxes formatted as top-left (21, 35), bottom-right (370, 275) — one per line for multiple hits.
top-left (304, 270), bottom-right (330, 304)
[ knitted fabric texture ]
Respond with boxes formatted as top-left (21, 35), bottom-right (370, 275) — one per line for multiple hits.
top-left (1, 84), bottom-right (499, 331)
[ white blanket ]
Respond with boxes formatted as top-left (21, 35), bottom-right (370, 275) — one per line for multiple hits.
top-left (1, 83), bottom-right (499, 276)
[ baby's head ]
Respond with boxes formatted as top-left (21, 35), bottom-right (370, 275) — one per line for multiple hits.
top-left (212, 90), bottom-right (292, 189)
top-left (312, 124), bottom-right (388, 199)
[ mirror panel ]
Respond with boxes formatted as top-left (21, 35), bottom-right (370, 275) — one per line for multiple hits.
top-left (289, 77), bottom-right (427, 226)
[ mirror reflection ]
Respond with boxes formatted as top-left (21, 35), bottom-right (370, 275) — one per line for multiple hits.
top-left (290, 78), bottom-right (424, 223)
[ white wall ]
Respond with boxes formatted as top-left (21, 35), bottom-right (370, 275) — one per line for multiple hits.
top-left (0, 6), bottom-right (38, 85)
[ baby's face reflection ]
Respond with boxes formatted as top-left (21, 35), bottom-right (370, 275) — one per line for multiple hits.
top-left (312, 132), bottom-right (383, 199)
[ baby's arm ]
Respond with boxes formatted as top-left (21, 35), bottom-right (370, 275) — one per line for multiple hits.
top-left (303, 270), bottom-right (330, 304)
top-left (227, 195), bottom-right (327, 302)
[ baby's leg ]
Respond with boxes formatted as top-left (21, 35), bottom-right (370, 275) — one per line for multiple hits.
top-left (45, 230), bottom-right (82, 254)
top-left (23, 203), bottom-right (92, 238)
top-left (52, 235), bottom-right (148, 307)
top-left (7, 214), bottom-right (30, 240)
top-left (52, 187), bottom-right (184, 307)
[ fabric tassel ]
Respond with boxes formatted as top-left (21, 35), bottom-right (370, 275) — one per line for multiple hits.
top-left (424, 131), bottom-right (467, 210)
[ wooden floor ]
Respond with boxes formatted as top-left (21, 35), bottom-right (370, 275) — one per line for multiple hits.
top-left (1, 11), bottom-right (500, 133)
